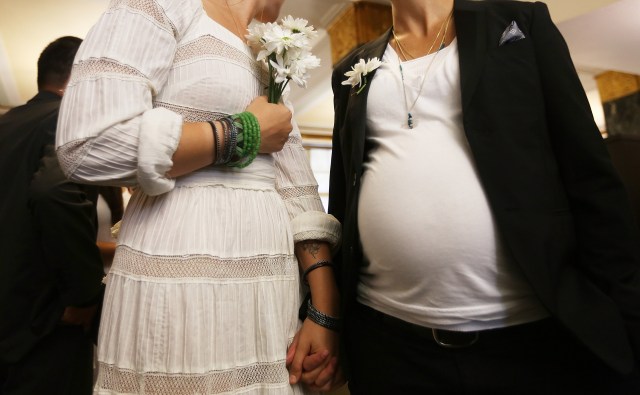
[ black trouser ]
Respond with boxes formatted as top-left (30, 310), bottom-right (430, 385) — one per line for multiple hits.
top-left (346, 303), bottom-right (640, 395)
top-left (1, 325), bottom-right (94, 395)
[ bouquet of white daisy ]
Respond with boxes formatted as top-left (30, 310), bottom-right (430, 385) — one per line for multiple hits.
top-left (246, 16), bottom-right (321, 104)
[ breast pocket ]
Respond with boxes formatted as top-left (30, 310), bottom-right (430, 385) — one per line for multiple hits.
top-left (480, 38), bottom-right (544, 118)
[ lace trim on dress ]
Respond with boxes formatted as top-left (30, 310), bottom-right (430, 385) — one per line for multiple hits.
top-left (69, 58), bottom-right (148, 86)
top-left (154, 101), bottom-right (226, 122)
top-left (56, 139), bottom-right (94, 178)
top-left (108, 0), bottom-right (177, 35)
top-left (285, 135), bottom-right (302, 146)
top-left (175, 35), bottom-right (268, 82)
top-left (278, 185), bottom-right (318, 201)
top-left (113, 246), bottom-right (297, 279)
top-left (96, 360), bottom-right (290, 394)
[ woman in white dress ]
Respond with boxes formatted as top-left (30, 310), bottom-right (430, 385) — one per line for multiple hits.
top-left (56, 0), bottom-right (341, 393)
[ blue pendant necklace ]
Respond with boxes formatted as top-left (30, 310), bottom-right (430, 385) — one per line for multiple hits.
top-left (394, 10), bottom-right (453, 129)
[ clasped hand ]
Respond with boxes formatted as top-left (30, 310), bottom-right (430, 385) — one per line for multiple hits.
top-left (286, 318), bottom-right (345, 392)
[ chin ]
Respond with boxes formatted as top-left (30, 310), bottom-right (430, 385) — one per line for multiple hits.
top-left (258, 0), bottom-right (283, 23)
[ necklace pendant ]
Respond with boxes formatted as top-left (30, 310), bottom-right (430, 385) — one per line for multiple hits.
top-left (407, 113), bottom-right (414, 129)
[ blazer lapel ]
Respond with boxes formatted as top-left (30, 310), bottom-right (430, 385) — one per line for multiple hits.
top-left (343, 30), bottom-right (391, 170)
top-left (455, 0), bottom-right (488, 112)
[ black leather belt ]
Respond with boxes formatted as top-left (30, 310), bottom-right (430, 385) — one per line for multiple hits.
top-left (431, 328), bottom-right (479, 348)
top-left (355, 303), bottom-right (547, 349)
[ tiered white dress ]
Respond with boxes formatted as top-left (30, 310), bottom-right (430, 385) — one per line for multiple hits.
top-left (55, 0), bottom-right (340, 393)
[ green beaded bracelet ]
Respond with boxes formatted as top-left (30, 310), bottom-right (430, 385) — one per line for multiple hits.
top-left (228, 111), bottom-right (260, 168)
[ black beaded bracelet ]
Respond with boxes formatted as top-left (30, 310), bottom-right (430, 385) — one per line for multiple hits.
top-left (307, 299), bottom-right (341, 332)
top-left (208, 121), bottom-right (223, 165)
top-left (302, 260), bottom-right (334, 285)
top-left (219, 116), bottom-right (237, 164)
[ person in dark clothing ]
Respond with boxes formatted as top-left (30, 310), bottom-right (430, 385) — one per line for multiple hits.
top-left (0, 36), bottom-right (104, 394)
top-left (327, 0), bottom-right (640, 394)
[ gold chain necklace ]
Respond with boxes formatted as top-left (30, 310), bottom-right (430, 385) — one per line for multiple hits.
top-left (225, 0), bottom-right (244, 39)
top-left (392, 29), bottom-right (416, 61)
top-left (396, 10), bottom-right (453, 129)
top-left (392, 9), bottom-right (451, 62)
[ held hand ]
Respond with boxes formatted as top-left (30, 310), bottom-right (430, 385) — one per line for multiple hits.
top-left (286, 319), bottom-right (344, 392)
top-left (245, 96), bottom-right (292, 153)
top-left (286, 330), bottom-right (329, 374)
top-left (314, 358), bottom-right (345, 393)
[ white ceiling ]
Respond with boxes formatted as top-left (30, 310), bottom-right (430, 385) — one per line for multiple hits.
top-left (2, 0), bottom-right (639, 133)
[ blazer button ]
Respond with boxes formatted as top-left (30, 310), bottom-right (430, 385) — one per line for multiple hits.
top-left (352, 172), bottom-right (357, 186)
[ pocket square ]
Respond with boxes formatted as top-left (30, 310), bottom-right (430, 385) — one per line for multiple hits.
top-left (499, 21), bottom-right (526, 46)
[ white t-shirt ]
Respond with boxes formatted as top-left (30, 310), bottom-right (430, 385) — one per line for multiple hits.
top-left (357, 40), bottom-right (548, 331)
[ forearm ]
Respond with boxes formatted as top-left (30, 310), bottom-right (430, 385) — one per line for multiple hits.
top-left (166, 121), bottom-right (215, 178)
top-left (288, 240), bottom-right (342, 389)
top-left (97, 240), bottom-right (117, 265)
top-left (295, 240), bottom-right (340, 317)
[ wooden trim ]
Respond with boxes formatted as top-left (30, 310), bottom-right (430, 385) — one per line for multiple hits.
top-left (327, 2), bottom-right (392, 66)
top-left (596, 71), bottom-right (640, 102)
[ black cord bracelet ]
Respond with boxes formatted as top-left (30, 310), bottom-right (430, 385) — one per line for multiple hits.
top-left (302, 260), bottom-right (334, 285)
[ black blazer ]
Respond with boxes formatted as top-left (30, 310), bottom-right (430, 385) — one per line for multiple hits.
top-left (329, 0), bottom-right (640, 374)
top-left (0, 92), bottom-right (105, 363)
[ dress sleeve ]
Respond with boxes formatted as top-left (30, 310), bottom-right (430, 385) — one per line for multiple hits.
top-left (273, 99), bottom-right (341, 251)
top-left (56, 0), bottom-right (198, 196)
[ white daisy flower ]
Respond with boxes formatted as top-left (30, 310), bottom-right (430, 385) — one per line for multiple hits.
top-left (342, 57), bottom-right (383, 94)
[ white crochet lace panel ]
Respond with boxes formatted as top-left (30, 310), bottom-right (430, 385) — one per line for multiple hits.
top-left (175, 35), bottom-right (268, 82)
top-left (113, 246), bottom-right (297, 279)
top-left (154, 101), bottom-right (226, 122)
top-left (97, 361), bottom-right (289, 394)
top-left (278, 185), bottom-right (318, 201)
top-left (69, 58), bottom-right (148, 86)
top-left (107, 0), bottom-right (177, 35)
top-left (285, 135), bottom-right (302, 146)
top-left (57, 138), bottom-right (94, 178)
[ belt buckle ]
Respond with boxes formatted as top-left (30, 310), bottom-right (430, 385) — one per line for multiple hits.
top-left (431, 328), bottom-right (479, 349)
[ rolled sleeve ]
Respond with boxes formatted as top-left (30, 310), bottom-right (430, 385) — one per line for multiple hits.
top-left (291, 211), bottom-right (342, 251)
top-left (137, 107), bottom-right (183, 195)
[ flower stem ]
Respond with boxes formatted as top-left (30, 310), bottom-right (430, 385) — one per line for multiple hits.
top-left (268, 60), bottom-right (276, 103)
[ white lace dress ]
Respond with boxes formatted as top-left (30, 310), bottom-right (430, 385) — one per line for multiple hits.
top-left (55, 0), bottom-right (340, 393)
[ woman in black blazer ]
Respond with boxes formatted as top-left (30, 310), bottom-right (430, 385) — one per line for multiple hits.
top-left (327, 0), bottom-right (640, 393)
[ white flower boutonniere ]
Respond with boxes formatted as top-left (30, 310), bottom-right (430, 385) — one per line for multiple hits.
top-left (342, 57), bottom-right (383, 95)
